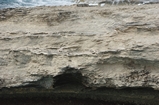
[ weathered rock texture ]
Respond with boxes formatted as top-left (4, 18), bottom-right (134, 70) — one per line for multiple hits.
top-left (0, 4), bottom-right (159, 104)
top-left (76, 0), bottom-right (159, 5)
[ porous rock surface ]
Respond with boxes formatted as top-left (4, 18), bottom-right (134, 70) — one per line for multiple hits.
top-left (0, 4), bottom-right (159, 91)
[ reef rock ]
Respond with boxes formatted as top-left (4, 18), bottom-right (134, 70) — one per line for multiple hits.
top-left (0, 4), bottom-right (159, 91)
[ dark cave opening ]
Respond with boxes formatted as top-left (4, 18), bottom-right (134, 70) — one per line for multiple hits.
top-left (53, 67), bottom-right (86, 89)
top-left (0, 67), bottom-right (158, 105)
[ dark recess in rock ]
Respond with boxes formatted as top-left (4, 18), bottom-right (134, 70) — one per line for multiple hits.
top-left (53, 67), bottom-right (87, 91)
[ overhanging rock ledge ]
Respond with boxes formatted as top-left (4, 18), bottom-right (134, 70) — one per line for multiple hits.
top-left (0, 4), bottom-right (159, 105)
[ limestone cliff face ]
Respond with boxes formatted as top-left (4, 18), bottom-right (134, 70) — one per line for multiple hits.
top-left (0, 4), bottom-right (159, 90)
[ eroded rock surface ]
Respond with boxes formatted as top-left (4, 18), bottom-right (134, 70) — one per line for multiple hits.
top-left (0, 4), bottom-right (159, 92)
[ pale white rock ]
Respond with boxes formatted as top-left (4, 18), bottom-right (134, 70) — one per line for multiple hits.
top-left (0, 4), bottom-right (159, 90)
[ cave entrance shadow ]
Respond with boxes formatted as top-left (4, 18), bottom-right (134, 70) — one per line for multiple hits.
top-left (53, 67), bottom-right (86, 91)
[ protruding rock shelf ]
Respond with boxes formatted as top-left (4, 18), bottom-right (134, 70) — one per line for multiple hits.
top-left (0, 4), bottom-right (159, 105)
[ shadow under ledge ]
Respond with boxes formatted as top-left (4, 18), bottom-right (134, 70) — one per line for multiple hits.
top-left (0, 84), bottom-right (159, 105)
top-left (0, 68), bottom-right (159, 105)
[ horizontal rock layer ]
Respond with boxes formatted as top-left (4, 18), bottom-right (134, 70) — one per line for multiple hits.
top-left (0, 4), bottom-right (159, 105)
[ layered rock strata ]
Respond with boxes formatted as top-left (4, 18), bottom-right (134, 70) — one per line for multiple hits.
top-left (0, 4), bottom-right (159, 105)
